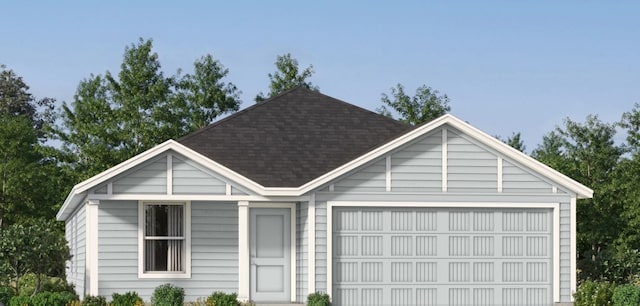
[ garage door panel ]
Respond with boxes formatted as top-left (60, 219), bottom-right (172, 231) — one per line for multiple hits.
top-left (332, 207), bottom-right (553, 306)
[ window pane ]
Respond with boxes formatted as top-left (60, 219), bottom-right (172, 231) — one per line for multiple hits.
top-left (145, 205), bottom-right (183, 236)
top-left (144, 239), bottom-right (184, 272)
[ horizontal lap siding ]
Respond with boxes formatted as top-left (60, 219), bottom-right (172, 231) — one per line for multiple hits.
top-left (447, 130), bottom-right (497, 193)
top-left (334, 159), bottom-right (386, 193)
top-left (66, 204), bottom-right (86, 296)
top-left (172, 156), bottom-right (226, 194)
top-left (297, 202), bottom-right (308, 302)
top-left (112, 157), bottom-right (167, 194)
top-left (503, 161), bottom-right (553, 193)
top-left (98, 200), bottom-right (239, 302)
top-left (316, 201), bottom-right (327, 293)
top-left (391, 133), bottom-right (441, 192)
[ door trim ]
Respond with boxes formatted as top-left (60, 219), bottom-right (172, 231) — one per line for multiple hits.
top-left (326, 201), bottom-right (560, 303)
top-left (241, 202), bottom-right (296, 302)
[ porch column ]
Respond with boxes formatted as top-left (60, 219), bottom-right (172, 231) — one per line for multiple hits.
top-left (86, 199), bottom-right (99, 296)
top-left (238, 201), bottom-right (250, 302)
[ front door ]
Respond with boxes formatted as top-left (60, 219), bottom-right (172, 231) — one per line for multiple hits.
top-left (250, 208), bottom-right (291, 302)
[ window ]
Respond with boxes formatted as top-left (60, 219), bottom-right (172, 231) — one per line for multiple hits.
top-left (139, 202), bottom-right (191, 278)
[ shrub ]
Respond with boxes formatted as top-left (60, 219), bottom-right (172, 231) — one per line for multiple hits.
top-left (8, 291), bottom-right (76, 306)
top-left (574, 280), bottom-right (616, 306)
top-left (206, 291), bottom-right (238, 306)
top-left (111, 292), bottom-right (143, 306)
top-left (307, 292), bottom-right (330, 306)
top-left (81, 295), bottom-right (107, 306)
top-left (613, 284), bottom-right (640, 306)
top-left (151, 284), bottom-right (184, 306)
top-left (0, 286), bottom-right (13, 305)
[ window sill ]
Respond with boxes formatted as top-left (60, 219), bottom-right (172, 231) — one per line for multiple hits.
top-left (138, 271), bottom-right (191, 279)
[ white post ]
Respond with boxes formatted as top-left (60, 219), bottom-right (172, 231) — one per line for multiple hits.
top-left (86, 200), bottom-right (100, 296)
top-left (238, 201), bottom-right (250, 302)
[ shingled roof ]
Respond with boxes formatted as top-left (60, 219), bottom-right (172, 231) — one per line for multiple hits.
top-left (178, 87), bottom-right (412, 187)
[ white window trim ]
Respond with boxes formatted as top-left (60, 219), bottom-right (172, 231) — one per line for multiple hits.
top-left (138, 200), bottom-right (191, 279)
top-left (326, 201), bottom-right (561, 303)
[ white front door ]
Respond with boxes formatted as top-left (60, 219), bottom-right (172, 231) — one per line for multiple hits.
top-left (250, 208), bottom-right (291, 302)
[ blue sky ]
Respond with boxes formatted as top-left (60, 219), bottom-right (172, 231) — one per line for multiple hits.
top-left (2, 1), bottom-right (639, 151)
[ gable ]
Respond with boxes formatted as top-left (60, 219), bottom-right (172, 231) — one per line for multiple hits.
top-left (89, 150), bottom-right (249, 196)
top-left (331, 126), bottom-right (564, 195)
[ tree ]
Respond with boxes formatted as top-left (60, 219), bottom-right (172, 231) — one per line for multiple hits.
top-left (378, 83), bottom-right (450, 125)
top-left (0, 219), bottom-right (70, 295)
top-left (255, 53), bottom-right (317, 102)
top-left (59, 38), bottom-right (241, 178)
top-left (497, 132), bottom-right (526, 152)
top-left (532, 115), bottom-right (625, 280)
top-left (0, 65), bottom-right (68, 227)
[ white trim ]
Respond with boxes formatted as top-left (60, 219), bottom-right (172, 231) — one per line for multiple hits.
top-left (137, 201), bottom-right (192, 279)
top-left (552, 186), bottom-right (558, 194)
top-left (86, 200), bottom-right (99, 296)
top-left (554, 202), bottom-right (561, 302)
top-left (107, 182), bottom-right (113, 195)
top-left (442, 128), bottom-right (448, 192)
top-left (385, 155), bottom-right (391, 192)
top-left (308, 194), bottom-right (316, 294)
top-left (247, 202), bottom-right (297, 302)
top-left (58, 116), bottom-right (593, 221)
top-left (497, 157), bottom-right (503, 192)
top-left (570, 197), bottom-right (577, 301)
top-left (238, 201), bottom-right (250, 302)
top-left (167, 154), bottom-right (173, 195)
top-left (326, 201), bottom-right (561, 301)
top-left (226, 184), bottom-right (232, 196)
top-left (88, 194), bottom-right (308, 202)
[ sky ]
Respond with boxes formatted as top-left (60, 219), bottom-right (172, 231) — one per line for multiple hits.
top-left (1, 1), bottom-right (639, 151)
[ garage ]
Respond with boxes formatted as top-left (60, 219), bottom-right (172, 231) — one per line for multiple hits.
top-left (332, 207), bottom-right (553, 306)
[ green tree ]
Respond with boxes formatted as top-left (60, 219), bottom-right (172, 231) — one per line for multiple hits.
top-left (532, 115), bottom-right (625, 280)
top-left (0, 65), bottom-right (68, 227)
top-left (0, 219), bottom-right (70, 295)
top-left (255, 53), bottom-right (317, 102)
top-left (378, 83), bottom-right (450, 125)
top-left (59, 38), bottom-right (241, 178)
top-left (498, 132), bottom-right (526, 152)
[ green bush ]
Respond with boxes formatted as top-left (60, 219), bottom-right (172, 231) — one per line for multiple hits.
top-left (0, 286), bottom-right (13, 305)
top-left (307, 292), bottom-right (330, 306)
top-left (151, 284), bottom-right (184, 306)
top-left (8, 291), bottom-right (76, 306)
top-left (81, 295), bottom-right (107, 306)
top-left (574, 280), bottom-right (616, 306)
top-left (9, 295), bottom-right (31, 306)
top-left (206, 291), bottom-right (238, 306)
top-left (613, 284), bottom-right (640, 306)
top-left (110, 292), bottom-right (143, 306)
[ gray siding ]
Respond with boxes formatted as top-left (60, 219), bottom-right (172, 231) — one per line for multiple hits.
top-left (390, 132), bottom-right (442, 192)
top-left (297, 202), bottom-right (308, 302)
top-left (112, 157), bottom-right (167, 194)
top-left (503, 160), bottom-right (553, 193)
top-left (172, 156), bottom-right (226, 194)
top-left (447, 130), bottom-right (498, 193)
top-left (98, 200), bottom-right (239, 302)
top-left (66, 204), bottom-right (86, 296)
top-left (315, 201), bottom-right (327, 293)
top-left (333, 159), bottom-right (386, 193)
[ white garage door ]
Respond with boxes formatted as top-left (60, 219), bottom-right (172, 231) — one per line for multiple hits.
top-left (332, 207), bottom-right (553, 306)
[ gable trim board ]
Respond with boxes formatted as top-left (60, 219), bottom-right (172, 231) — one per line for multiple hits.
top-left (57, 114), bottom-right (592, 221)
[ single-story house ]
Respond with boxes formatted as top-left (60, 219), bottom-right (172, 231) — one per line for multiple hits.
top-left (57, 87), bottom-right (592, 305)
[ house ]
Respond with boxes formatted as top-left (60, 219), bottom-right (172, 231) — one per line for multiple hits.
top-left (57, 87), bottom-right (592, 305)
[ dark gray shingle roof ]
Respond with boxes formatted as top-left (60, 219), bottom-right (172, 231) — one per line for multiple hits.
top-left (178, 87), bottom-right (412, 187)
